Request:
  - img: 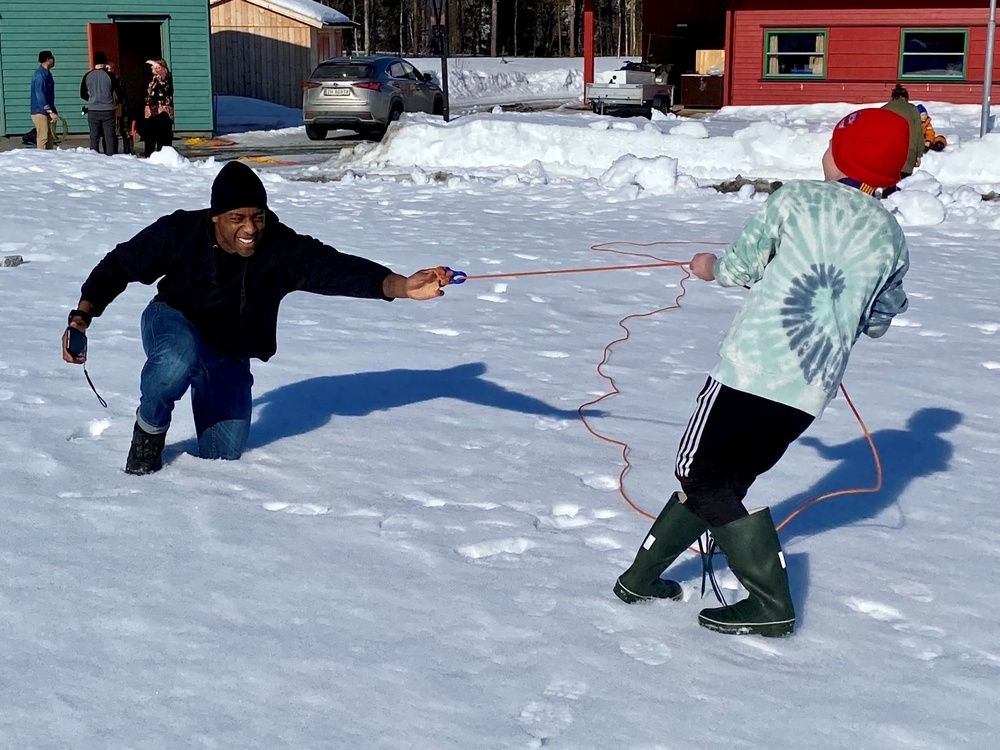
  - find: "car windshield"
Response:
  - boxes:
[311,63,375,81]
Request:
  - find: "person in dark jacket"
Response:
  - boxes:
[882,84,923,177]
[62,161,453,475]
[80,51,126,154]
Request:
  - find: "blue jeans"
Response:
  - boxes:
[137,302,253,460]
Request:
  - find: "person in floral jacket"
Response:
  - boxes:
[143,58,174,157]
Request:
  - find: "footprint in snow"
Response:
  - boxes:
[262,501,331,515]
[67,418,112,442]
[543,678,588,701]
[517,700,574,743]
[534,503,594,531]
[618,636,672,666]
[890,580,934,603]
[970,322,999,334]
[456,537,535,564]
[844,597,903,622]
[533,417,571,431]
[514,589,558,618]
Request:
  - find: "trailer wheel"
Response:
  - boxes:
[651,95,671,115]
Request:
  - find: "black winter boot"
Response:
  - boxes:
[614,492,708,604]
[698,507,795,637]
[125,422,166,475]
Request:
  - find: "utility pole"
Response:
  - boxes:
[583,0,594,101]
[982,0,997,137]
[429,0,451,121]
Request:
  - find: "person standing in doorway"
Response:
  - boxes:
[143,58,174,157]
[30,50,59,150]
[80,52,125,155]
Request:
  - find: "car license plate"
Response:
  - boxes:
[324,88,350,96]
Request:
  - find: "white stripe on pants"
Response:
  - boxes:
[675,377,721,478]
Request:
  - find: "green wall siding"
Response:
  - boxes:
[0,1,213,136]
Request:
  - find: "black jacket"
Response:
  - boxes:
[80,208,393,361]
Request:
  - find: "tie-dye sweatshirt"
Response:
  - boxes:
[710,180,909,417]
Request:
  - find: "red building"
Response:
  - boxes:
[724,0,1000,106]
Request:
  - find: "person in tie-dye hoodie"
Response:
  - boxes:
[613,108,911,638]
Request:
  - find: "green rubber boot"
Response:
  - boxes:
[613,492,708,604]
[698,507,795,637]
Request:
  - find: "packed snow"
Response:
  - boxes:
[2,57,1000,749]
[267,0,351,26]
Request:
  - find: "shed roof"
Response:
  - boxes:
[218,0,353,27]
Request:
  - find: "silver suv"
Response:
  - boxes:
[302,55,444,140]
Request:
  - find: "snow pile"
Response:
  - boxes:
[268,0,350,25]
[347,111,828,182]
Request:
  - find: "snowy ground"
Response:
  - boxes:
[2,64,1000,748]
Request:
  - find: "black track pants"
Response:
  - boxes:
[674,377,814,527]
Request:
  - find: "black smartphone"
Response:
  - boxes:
[67,327,88,358]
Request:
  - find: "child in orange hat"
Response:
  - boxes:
[916,104,948,152]
[613,108,912,637]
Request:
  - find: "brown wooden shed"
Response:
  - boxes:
[210,0,354,109]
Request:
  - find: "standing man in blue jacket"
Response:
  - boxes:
[30,50,59,150]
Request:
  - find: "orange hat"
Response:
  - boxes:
[831,109,910,188]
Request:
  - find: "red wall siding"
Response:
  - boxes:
[727,3,999,105]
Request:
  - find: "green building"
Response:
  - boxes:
[0,1,214,137]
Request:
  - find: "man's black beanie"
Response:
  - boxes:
[210,161,268,216]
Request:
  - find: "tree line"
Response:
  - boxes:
[317,0,644,58]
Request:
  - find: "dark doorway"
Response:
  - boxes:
[117,22,163,124]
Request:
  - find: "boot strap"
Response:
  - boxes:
[699,532,728,606]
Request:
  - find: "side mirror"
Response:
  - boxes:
[422,72,433,83]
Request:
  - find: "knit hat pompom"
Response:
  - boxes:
[210,161,268,216]
[831,109,911,189]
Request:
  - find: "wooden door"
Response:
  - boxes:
[87,23,121,69]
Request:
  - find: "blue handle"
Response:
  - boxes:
[447,268,467,284]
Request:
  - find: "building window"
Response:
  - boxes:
[764,30,827,78]
[900,29,968,79]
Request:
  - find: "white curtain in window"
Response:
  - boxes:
[768,34,779,75]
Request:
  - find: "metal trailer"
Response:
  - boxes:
[585,69,675,117]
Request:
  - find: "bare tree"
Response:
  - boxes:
[490,0,498,57]
[514,0,519,55]
[363,0,373,52]
[568,0,575,57]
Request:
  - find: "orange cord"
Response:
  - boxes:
[455,241,884,536]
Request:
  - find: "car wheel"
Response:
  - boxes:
[432,98,444,116]
[305,124,328,141]
[388,105,404,124]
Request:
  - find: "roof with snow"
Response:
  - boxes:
[231,0,353,27]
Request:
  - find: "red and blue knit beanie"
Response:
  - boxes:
[831,109,910,189]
